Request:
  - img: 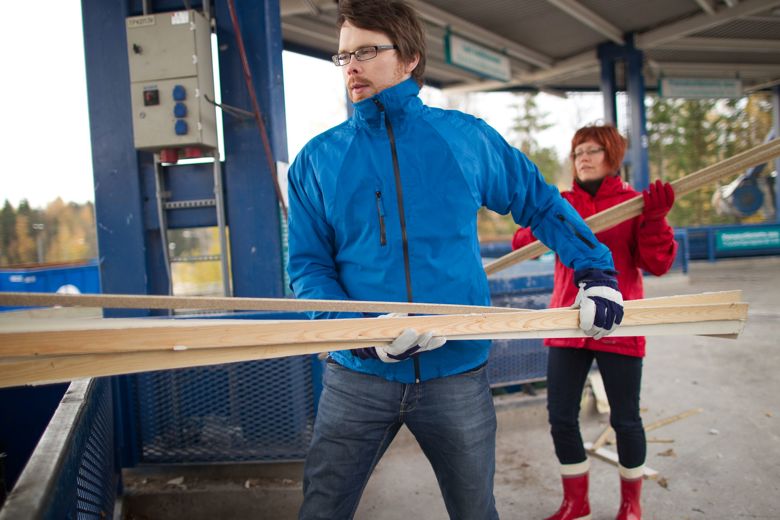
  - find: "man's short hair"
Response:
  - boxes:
[337,0,426,87]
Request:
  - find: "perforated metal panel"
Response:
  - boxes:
[0,379,116,520]
[487,291,552,386]
[131,357,315,463]
[76,379,116,519]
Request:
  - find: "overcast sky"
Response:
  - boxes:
[1,1,603,209]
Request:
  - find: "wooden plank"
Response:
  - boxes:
[644,408,704,433]
[0,289,742,315]
[623,290,741,308]
[0,291,515,315]
[590,425,614,451]
[583,442,659,479]
[0,301,748,358]
[589,372,610,414]
[0,340,386,388]
[484,138,780,275]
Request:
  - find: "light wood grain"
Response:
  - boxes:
[0,291,514,315]
[0,293,747,388]
[0,302,747,358]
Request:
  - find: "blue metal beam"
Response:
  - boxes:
[625,36,649,190]
[82,0,158,318]
[597,43,618,126]
[215,0,287,298]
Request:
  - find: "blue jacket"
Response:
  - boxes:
[287,78,614,383]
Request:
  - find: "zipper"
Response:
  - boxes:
[375,190,387,246]
[373,98,420,383]
[556,213,596,249]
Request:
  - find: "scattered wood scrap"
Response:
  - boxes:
[588,372,610,414]
[585,407,705,480]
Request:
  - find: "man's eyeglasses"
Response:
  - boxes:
[332,45,398,66]
[571,147,605,160]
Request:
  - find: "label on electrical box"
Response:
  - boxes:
[171,11,190,25]
[127,15,155,28]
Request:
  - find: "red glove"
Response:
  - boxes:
[642,180,675,220]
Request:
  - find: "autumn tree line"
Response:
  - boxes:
[1,93,774,265]
[478,92,775,240]
[0,199,97,266]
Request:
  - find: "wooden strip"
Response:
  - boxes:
[590,425,614,451]
[0,340,387,389]
[0,289,740,316]
[0,302,748,357]
[589,372,610,414]
[584,442,660,479]
[623,290,741,308]
[644,408,704,433]
[484,139,780,275]
[0,319,745,388]
[0,291,514,315]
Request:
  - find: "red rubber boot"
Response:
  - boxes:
[544,460,591,520]
[616,465,643,520]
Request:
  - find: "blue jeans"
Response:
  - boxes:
[299,360,499,520]
[547,347,646,468]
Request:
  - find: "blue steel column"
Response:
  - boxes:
[597,43,618,126]
[625,36,649,190]
[82,0,160,318]
[216,0,287,297]
[773,85,780,223]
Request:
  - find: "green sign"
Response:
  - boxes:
[716,228,780,251]
[659,78,742,99]
[444,33,511,82]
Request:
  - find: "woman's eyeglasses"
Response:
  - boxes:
[571,147,605,160]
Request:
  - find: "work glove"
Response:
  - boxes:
[573,268,624,340]
[642,180,675,221]
[352,313,447,363]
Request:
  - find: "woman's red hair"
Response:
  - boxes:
[570,125,626,176]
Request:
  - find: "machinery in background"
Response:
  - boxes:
[125,8,231,296]
[126,9,217,161]
[712,131,777,221]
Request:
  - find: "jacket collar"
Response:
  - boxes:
[351,77,423,130]
[572,174,628,198]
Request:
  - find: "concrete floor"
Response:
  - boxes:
[123,256,780,520]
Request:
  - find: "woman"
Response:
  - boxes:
[512,125,677,520]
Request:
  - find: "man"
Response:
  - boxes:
[287,1,624,518]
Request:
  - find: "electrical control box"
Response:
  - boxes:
[126,10,217,151]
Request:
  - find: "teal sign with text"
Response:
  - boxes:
[716,227,780,251]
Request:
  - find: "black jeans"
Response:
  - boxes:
[547,347,646,469]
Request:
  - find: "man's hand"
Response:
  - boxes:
[642,180,675,221]
[352,314,447,362]
[573,268,624,340]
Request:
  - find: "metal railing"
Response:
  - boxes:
[0,378,116,519]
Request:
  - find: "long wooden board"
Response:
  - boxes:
[0,315,746,389]
[0,341,385,388]
[0,291,513,315]
[0,301,747,358]
[0,289,741,314]
[0,292,747,388]
[484,139,780,275]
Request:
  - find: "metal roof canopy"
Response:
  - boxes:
[280,0,780,95]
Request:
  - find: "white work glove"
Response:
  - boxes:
[572,268,624,340]
[352,313,447,363]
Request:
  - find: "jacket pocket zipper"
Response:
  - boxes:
[375,190,387,246]
[556,213,595,249]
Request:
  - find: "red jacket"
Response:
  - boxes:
[512,175,678,357]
